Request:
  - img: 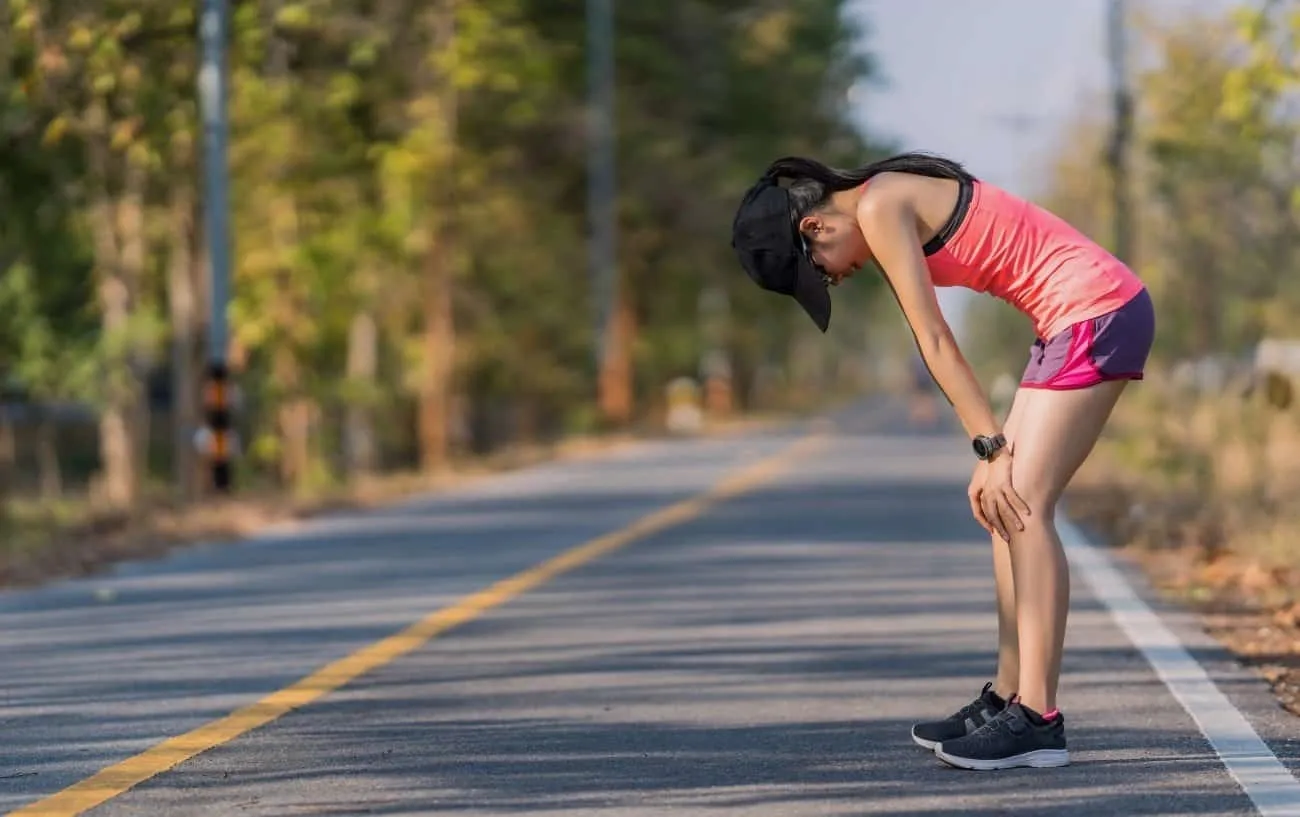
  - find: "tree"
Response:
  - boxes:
[0,0,889,506]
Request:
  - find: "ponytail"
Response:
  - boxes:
[763,152,975,217]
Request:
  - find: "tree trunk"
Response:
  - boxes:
[83,115,150,511]
[598,281,635,425]
[516,399,538,446]
[97,401,133,509]
[345,310,378,477]
[119,158,149,505]
[418,0,458,474]
[0,406,13,510]
[273,345,312,488]
[281,399,314,490]
[168,179,200,501]
[418,249,454,473]
[36,410,62,500]
[270,187,312,491]
[89,189,136,509]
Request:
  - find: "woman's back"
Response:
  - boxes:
[923,180,1144,341]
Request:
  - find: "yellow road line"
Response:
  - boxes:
[12,433,824,817]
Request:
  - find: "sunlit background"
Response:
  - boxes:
[3,3,1300,806]
[1,0,1297,603]
[854,0,1242,339]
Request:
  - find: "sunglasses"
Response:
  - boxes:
[797,230,834,287]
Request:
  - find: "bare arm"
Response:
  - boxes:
[857,183,1001,441]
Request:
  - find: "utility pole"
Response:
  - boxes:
[198,0,235,492]
[587,0,616,375]
[1107,0,1134,265]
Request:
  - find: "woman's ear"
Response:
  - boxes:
[798,214,823,237]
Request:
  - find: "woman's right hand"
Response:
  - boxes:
[968,459,994,536]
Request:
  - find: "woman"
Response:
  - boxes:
[730,152,1155,771]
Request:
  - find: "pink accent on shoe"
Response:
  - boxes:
[1042,709,1060,721]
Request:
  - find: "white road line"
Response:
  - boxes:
[1060,517,1300,817]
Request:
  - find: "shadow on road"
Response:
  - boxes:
[2,417,1278,815]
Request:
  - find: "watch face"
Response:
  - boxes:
[973,437,988,458]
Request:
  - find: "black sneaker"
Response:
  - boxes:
[910,682,1008,750]
[934,702,1069,770]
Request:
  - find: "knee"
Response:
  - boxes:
[1008,465,1060,522]
[999,487,1057,542]
[1021,490,1057,523]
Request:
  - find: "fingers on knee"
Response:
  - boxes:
[1009,466,1058,519]
[1005,479,1056,522]
[1023,490,1056,520]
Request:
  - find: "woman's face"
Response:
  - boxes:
[799,210,871,285]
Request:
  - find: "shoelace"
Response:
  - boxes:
[952,697,991,721]
[952,683,997,719]
[967,707,1031,746]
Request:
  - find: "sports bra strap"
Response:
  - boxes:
[923,177,974,257]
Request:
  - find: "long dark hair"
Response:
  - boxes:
[764,152,975,218]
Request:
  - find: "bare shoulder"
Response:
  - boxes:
[856,172,916,226]
[858,172,961,242]
[857,171,920,230]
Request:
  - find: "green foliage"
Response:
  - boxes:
[0,0,886,494]
[968,4,1300,372]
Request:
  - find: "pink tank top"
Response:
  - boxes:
[924,180,1145,341]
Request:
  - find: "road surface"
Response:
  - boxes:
[3,400,1299,816]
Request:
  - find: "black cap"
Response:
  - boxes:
[731,175,832,332]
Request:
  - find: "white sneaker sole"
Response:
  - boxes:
[911,732,939,750]
[934,746,1070,770]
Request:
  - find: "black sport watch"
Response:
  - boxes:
[972,433,1007,461]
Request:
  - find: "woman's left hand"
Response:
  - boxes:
[980,453,1031,543]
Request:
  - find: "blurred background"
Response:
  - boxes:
[1,0,1298,601]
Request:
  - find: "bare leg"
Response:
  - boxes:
[1005,380,1128,715]
[992,391,1030,702]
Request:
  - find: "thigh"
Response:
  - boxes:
[1008,380,1128,516]
[1002,385,1031,447]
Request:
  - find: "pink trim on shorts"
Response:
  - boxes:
[1019,288,1154,390]
[1020,319,1145,390]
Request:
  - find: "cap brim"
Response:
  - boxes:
[791,252,832,333]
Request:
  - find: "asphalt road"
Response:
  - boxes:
[3,400,1299,816]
